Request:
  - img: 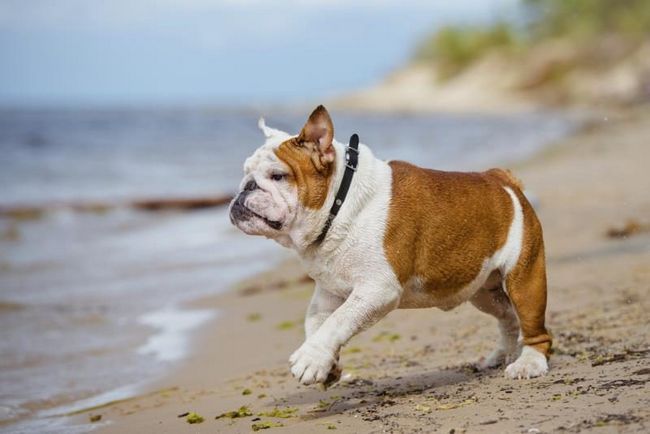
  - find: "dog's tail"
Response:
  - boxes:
[486,168,541,209]
[486,168,524,191]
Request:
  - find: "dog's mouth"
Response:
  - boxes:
[250,209,283,230]
[231,196,283,230]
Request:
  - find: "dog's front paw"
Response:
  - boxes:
[504,346,548,379]
[289,341,336,385]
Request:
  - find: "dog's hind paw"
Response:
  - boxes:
[504,346,548,379]
[476,349,506,370]
[476,346,519,370]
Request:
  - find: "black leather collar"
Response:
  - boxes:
[314,134,359,245]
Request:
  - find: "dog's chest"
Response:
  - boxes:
[301,254,355,298]
[298,155,396,299]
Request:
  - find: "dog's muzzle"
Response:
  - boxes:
[229,194,251,223]
[229,181,283,230]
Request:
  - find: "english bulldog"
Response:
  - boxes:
[229,106,552,386]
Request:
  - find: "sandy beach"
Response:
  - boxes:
[78,108,650,433]
[3,2,649,434]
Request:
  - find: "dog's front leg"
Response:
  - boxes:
[290,282,400,385]
[303,285,345,386]
[304,284,345,338]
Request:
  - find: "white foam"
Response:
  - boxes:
[137,305,215,362]
[33,305,214,431]
[38,382,144,419]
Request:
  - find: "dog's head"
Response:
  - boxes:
[229,105,337,246]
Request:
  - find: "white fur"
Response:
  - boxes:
[231,119,538,385]
[258,117,286,139]
[229,123,295,243]
[231,123,402,384]
[505,345,548,379]
[288,140,404,384]
[498,187,524,275]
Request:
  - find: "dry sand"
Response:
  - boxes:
[84,108,649,433]
[331,63,539,114]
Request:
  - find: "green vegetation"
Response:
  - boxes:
[524,0,650,40]
[185,412,204,424]
[415,23,519,79]
[372,331,401,343]
[257,407,298,418]
[414,0,650,80]
[275,320,297,330]
[215,405,253,419]
[342,346,362,354]
[251,421,284,431]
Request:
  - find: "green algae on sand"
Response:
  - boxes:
[215,405,253,419]
[185,412,204,424]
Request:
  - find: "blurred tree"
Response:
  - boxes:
[524,0,650,39]
[415,23,519,79]
[414,0,650,80]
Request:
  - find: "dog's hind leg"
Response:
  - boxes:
[503,234,552,379]
[470,283,520,370]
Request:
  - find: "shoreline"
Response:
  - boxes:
[52,107,650,432]
[0,201,284,433]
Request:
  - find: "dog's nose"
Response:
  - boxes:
[230,193,249,224]
[244,179,258,192]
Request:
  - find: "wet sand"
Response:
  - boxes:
[90,108,649,433]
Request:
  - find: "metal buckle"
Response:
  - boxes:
[345,150,358,171]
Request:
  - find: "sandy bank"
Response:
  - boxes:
[332,39,650,115]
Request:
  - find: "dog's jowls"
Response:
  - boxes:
[229,105,552,386]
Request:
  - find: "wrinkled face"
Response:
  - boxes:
[229,133,298,238]
[229,106,336,244]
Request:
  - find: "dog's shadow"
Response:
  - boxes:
[280,365,480,420]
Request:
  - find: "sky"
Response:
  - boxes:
[0,0,518,107]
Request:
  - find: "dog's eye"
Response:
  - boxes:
[270,173,286,181]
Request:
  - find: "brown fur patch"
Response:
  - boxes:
[274,138,333,209]
[485,168,524,190]
[384,160,551,356]
[272,105,336,210]
[384,161,514,294]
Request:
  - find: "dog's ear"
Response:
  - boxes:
[298,105,335,167]
[258,117,285,139]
